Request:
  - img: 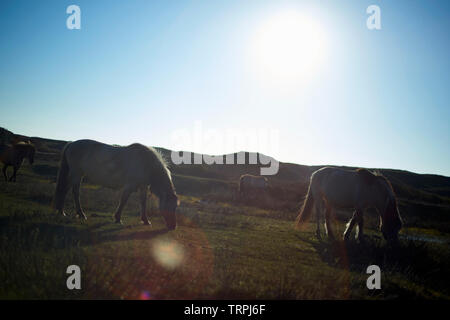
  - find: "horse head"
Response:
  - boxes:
[380,195,402,242]
[160,192,179,230]
[13,140,35,165]
[27,142,35,165]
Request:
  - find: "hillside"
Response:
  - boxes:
[2,127,449,189]
[1,127,449,233]
[1,127,450,299]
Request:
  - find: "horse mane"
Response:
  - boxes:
[151,147,170,171]
[13,139,33,145]
[356,168,378,185]
[378,174,403,231]
[150,147,173,182]
[375,172,396,195]
[13,141,35,152]
[357,168,397,194]
[133,144,175,196]
[368,170,402,228]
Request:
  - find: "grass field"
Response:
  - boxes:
[1,153,449,300]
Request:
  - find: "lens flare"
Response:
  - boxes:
[152,239,184,270]
[139,290,152,300]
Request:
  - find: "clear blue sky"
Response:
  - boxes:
[1,0,449,176]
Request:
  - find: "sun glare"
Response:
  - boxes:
[251,11,327,85]
[152,239,184,270]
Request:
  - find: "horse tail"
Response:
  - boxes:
[295,182,315,229]
[53,145,70,211]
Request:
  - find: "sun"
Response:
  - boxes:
[251,10,327,84]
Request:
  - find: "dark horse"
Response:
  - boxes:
[295,167,402,243]
[53,139,179,229]
[0,141,35,182]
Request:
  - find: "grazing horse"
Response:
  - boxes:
[295,167,402,242]
[239,174,268,198]
[0,141,35,182]
[53,139,179,229]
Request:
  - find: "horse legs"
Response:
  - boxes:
[114,185,133,224]
[57,183,71,217]
[343,210,361,241]
[72,181,87,220]
[55,171,73,217]
[13,165,19,182]
[315,199,325,240]
[324,205,335,240]
[2,165,8,182]
[9,165,19,182]
[139,186,150,225]
[355,214,364,242]
[315,213,321,240]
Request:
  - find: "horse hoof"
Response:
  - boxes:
[141,220,151,226]
[115,219,123,225]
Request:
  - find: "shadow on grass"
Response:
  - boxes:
[0,215,169,251]
[98,228,169,243]
[301,234,450,297]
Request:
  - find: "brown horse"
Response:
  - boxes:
[295,167,402,243]
[0,141,35,182]
[53,139,179,229]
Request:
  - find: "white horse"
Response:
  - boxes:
[239,174,268,198]
[295,167,402,242]
[53,140,179,229]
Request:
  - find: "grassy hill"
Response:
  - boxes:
[0,127,449,299]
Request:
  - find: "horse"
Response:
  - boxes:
[53,139,179,230]
[239,174,268,198]
[0,141,36,182]
[295,167,402,243]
